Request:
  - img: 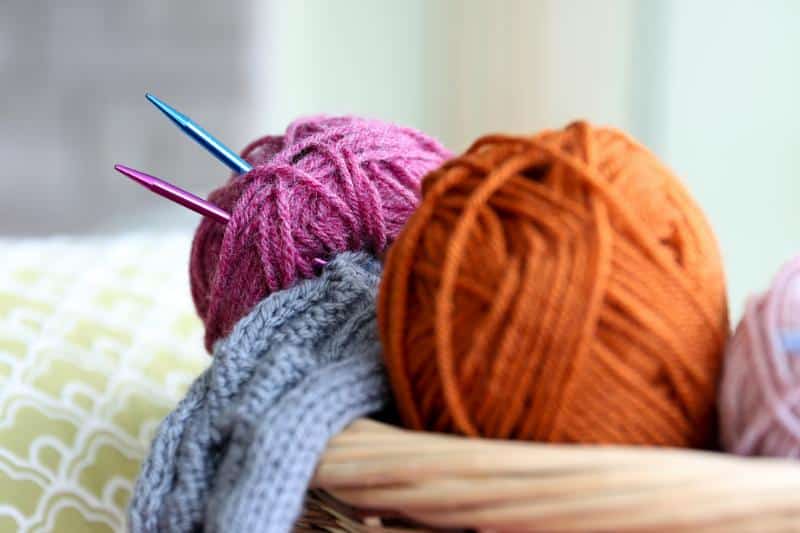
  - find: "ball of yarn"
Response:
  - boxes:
[190,116,450,350]
[719,256,800,457]
[379,121,728,447]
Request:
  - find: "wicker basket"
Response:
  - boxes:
[296,418,800,532]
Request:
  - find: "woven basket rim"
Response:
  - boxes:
[307,418,800,532]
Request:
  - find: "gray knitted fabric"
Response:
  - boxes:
[129,252,389,533]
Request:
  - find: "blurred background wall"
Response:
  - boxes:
[1,0,798,318]
[0,0,257,234]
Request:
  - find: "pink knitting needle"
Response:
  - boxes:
[114,164,327,267]
[114,164,230,225]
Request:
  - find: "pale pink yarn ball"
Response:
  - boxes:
[719,256,800,458]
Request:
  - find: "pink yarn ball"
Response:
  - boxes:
[190,116,450,350]
[719,256,800,458]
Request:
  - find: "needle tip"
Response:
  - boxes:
[114,163,152,187]
[114,163,230,225]
[145,92,187,126]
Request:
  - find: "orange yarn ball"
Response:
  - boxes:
[379,122,729,447]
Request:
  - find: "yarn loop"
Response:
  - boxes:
[379,121,728,447]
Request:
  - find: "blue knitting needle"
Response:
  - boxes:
[783,331,800,353]
[146,93,253,175]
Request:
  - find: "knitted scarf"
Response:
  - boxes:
[129,252,389,532]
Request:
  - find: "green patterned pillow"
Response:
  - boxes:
[0,234,208,532]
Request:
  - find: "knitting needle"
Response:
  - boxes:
[114,164,230,225]
[113,164,328,268]
[783,331,800,352]
[145,93,253,175]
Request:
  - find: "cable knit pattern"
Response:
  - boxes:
[129,252,389,533]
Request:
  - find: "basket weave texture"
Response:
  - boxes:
[297,419,800,532]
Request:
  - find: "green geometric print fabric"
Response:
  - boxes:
[0,234,207,532]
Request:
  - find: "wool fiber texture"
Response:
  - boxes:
[130,252,388,532]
